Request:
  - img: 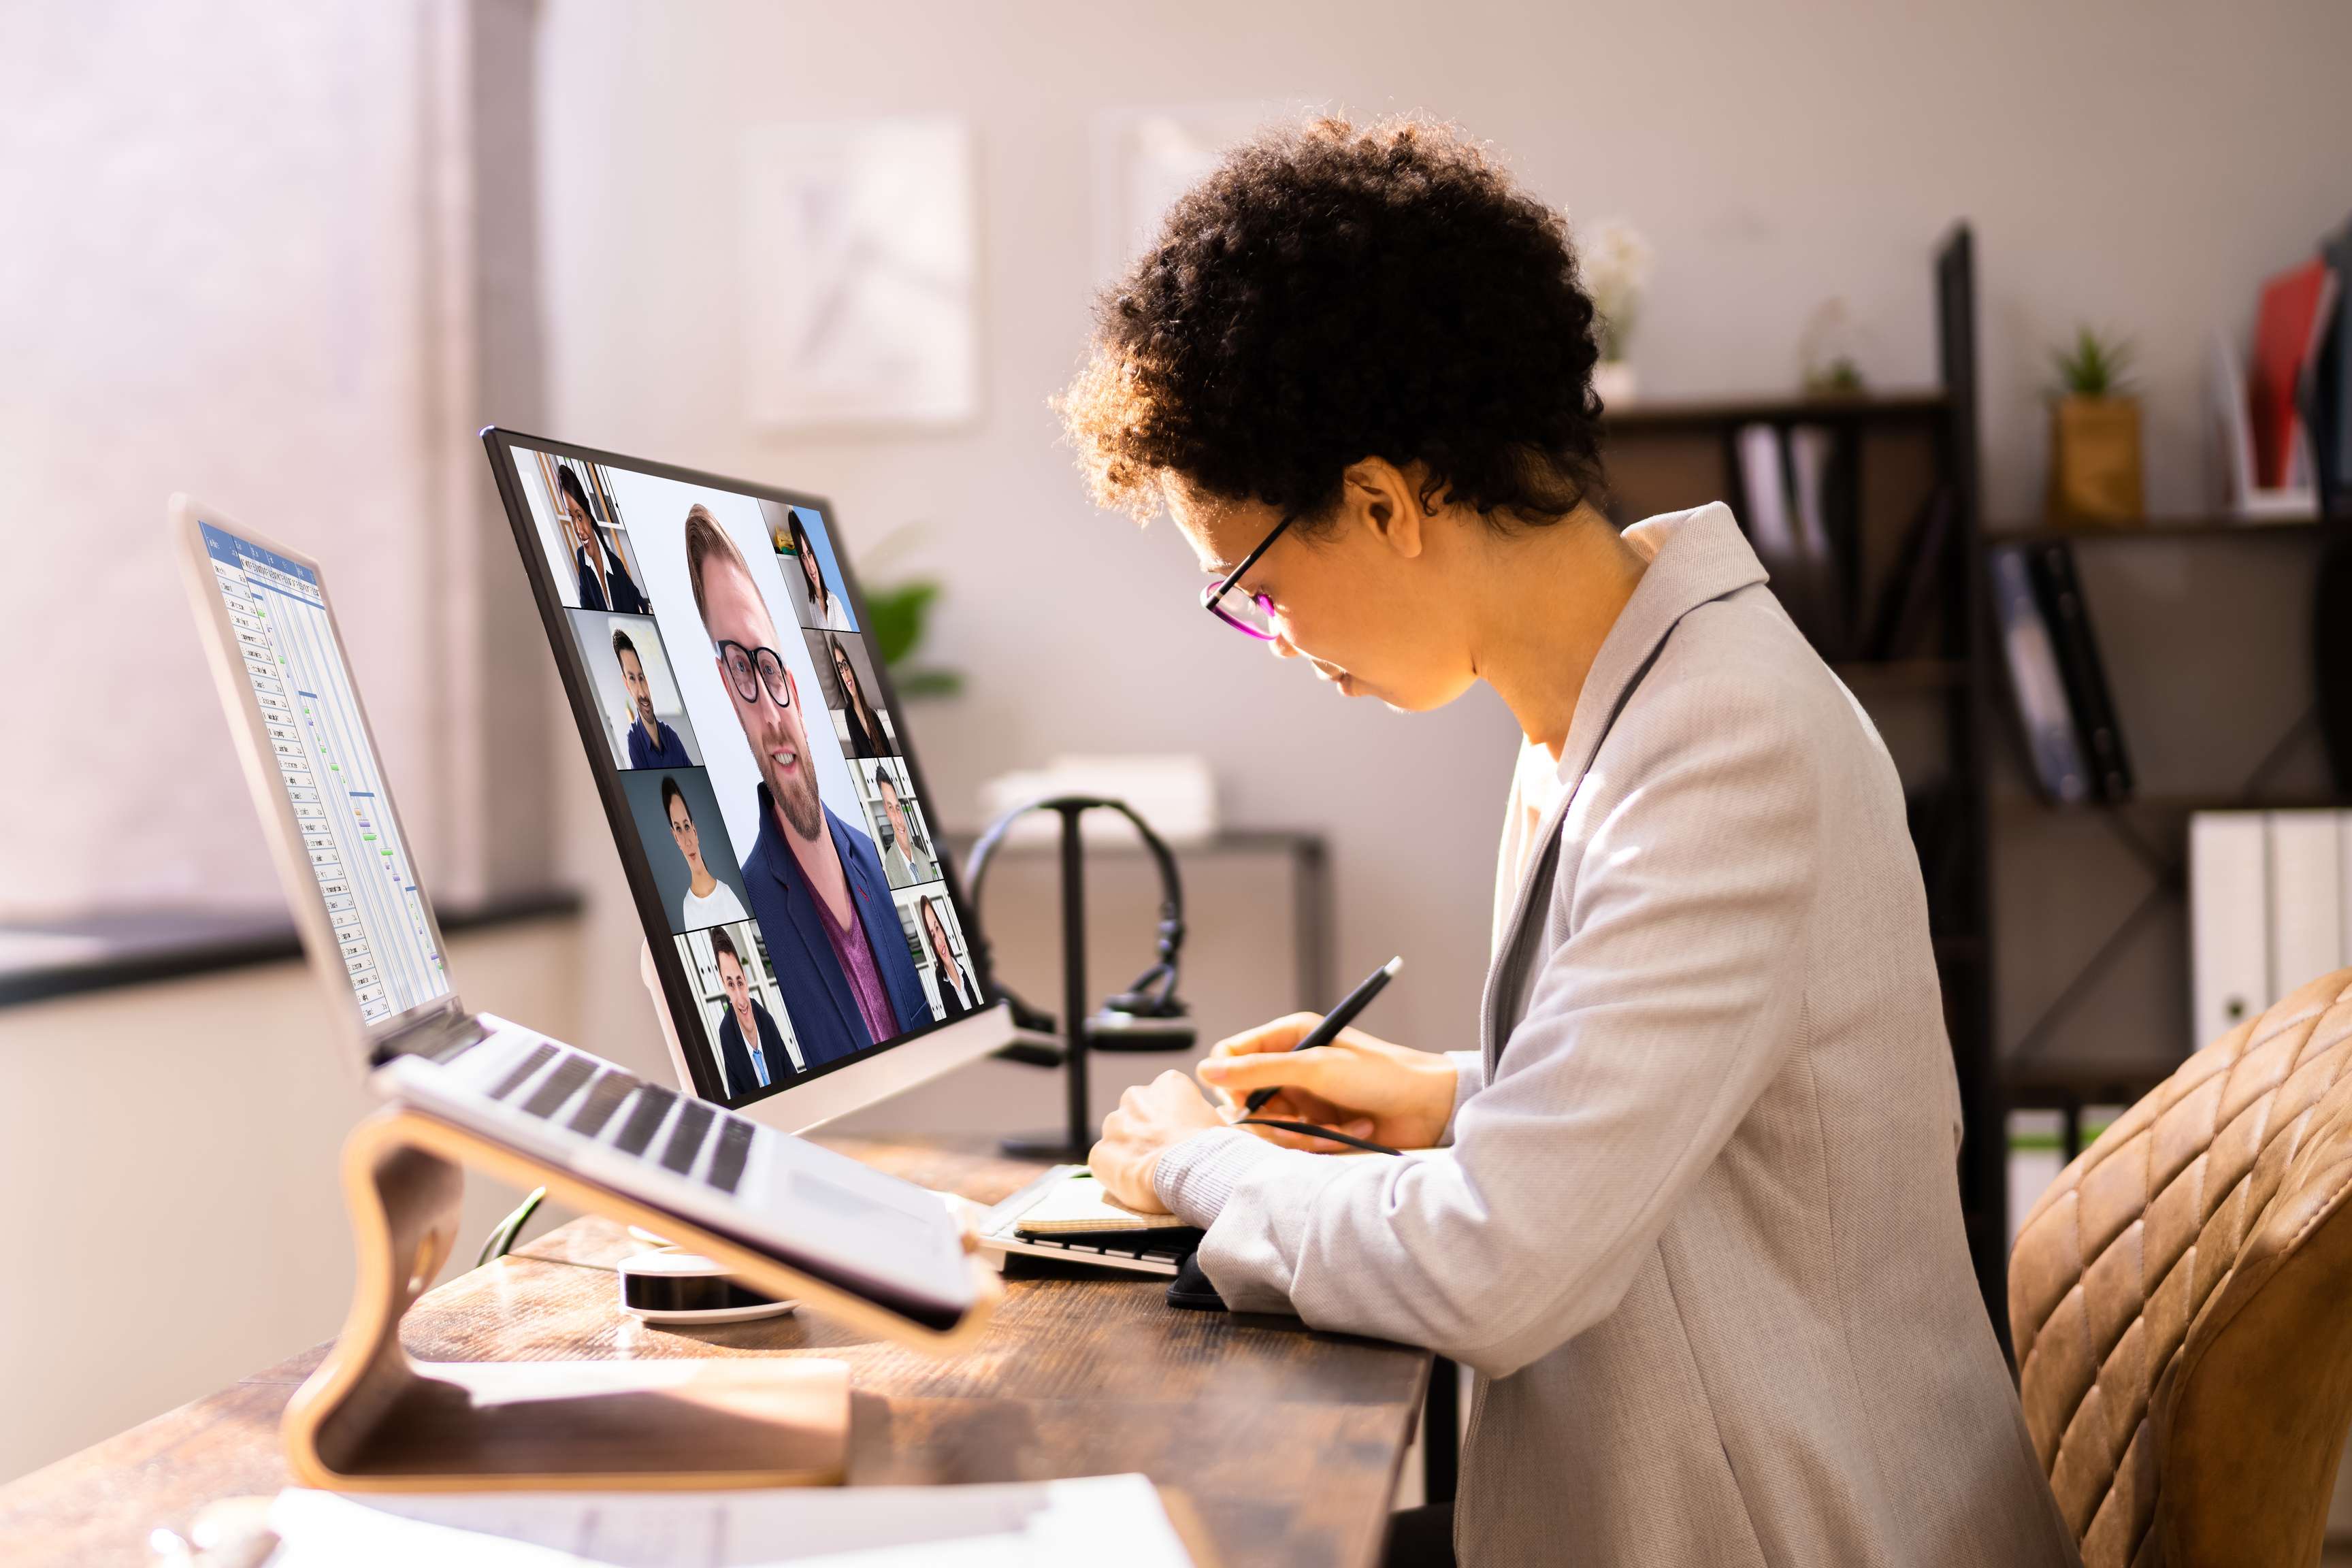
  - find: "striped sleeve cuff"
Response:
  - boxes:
[1153,1126,1284,1227]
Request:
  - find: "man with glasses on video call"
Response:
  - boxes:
[682,504,932,1070]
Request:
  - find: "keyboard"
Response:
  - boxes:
[975,1166,1202,1279]
[438,1029,762,1196]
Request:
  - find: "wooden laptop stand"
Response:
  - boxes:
[284,1107,998,1492]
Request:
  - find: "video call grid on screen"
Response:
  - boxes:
[490,434,987,1109]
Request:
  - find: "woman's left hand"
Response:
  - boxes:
[1088,1070,1228,1213]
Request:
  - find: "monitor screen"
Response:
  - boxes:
[198,520,451,1028]
[491,438,987,1110]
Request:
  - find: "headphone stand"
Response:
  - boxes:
[998,800,1098,1162]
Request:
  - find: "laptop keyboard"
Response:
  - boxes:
[471,1038,761,1196]
[489,1043,558,1100]
[521,1056,597,1118]
[660,1101,717,1175]
[614,1085,675,1156]
[568,1069,636,1139]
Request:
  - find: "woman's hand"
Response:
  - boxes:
[1089,1070,1228,1213]
[1198,1014,1458,1152]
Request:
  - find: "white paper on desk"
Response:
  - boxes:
[265,1473,1194,1567]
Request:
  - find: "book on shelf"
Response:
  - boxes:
[1863,486,1953,661]
[1733,421,1853,656]
[2251,257,2337,490]
[2314,216,2351,511]
[1988,544,2089,804]
[2026,542,2132,802]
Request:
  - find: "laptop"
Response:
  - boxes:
[173,493,988,1339]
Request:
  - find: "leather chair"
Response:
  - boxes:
[2010,966,2352,1567]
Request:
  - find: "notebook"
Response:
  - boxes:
[1013,1171,1193,1235]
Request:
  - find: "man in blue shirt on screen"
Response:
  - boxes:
[612,627,692,769]
[682,505,932,1068]
[710,926,797,1095]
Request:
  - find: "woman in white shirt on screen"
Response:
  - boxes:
[786,508,855,632]
[664,776,748,929]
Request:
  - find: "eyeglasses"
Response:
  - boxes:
[1199,511,1297,640]
[715,640,792,707]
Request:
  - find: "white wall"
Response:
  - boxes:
[532,0,2352,1071]
[0,3,440,914]
[0,0,553,919]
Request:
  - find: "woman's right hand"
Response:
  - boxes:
[1197,1014,1459,1152]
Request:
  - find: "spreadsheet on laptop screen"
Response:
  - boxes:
[199,521,449,1025]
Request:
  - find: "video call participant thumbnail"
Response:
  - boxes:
[781,507,854,632]
[557,466,649,615]
[917,893,977,1021]
[820,631,895,760]
[870,763,937,888]
[614,627,693,769]
[683,504,931,1067]
[708,925,794,1096]
[663,775,748,928]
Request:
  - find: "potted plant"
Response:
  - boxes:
[857,525,963,698]
[1582,217,1654,408]
[2046,326,2145,524]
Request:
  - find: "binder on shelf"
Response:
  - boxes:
[1863,487,1953,661]
[2268,812,2344,1007]
[2312,217,2351,510]
[2342,813,2352,977]
[2251,258,2337,491]
[1989,544,2089,804]
[2210,329,2321,522]
[2027,542,2132,802]
[2191,812,2270,1046]
[1786,423,1856,656]
[1734,422,1843,655]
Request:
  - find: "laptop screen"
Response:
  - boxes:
[490,438,987,1111]
[198,521,452,1027]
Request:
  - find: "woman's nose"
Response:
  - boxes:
[1270,631,1301,659]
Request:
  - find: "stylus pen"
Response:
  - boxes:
[1243,956,1403,1114]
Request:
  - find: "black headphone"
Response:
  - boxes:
[962,795,1192,1057]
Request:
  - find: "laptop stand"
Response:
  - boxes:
[284,1107,997,1491]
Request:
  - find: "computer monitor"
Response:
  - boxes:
[483,429,1010,1132]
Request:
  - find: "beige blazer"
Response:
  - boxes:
[1165,504,2076,1566]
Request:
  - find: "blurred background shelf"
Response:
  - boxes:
[1989,515,2349,545]
[1603,390,1950,432]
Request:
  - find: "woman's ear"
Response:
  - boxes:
[1343,459,1427,559]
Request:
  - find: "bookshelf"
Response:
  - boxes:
[1982,512,2345,1138]
[1992,515,2351,546]
[1597,225,2008,1329]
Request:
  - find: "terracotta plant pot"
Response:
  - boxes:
[2047,395,2145,523]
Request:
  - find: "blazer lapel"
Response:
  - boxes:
[757,802,870,1047]
[1477,504,1772,1064]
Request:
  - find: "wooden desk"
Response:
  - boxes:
[0,1138,1431,1568]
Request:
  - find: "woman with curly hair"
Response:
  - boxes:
[1071,118,2069,1568]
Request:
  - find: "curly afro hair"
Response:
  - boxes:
[1060,115,1606,532]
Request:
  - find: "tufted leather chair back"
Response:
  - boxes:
[2010,967,2352,1568]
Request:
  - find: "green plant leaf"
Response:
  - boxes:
[2049,324,2137,399]
[862,580,940,668]
[892,667,964,699]
[858,578,964,698]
